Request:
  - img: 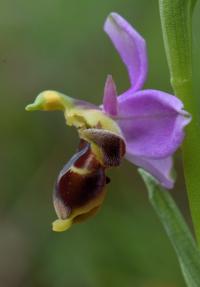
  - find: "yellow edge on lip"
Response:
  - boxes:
[52,184,107,232]
[52,218,73,232]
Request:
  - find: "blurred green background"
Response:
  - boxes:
[1,0,200,286]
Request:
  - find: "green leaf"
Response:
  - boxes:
[139,169,200,287]
[191,0,198,11]
[159,0,200,243]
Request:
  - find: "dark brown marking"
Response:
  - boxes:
[55,168,106,209]
[81,128,126,167]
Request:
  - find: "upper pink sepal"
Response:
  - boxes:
[104,12,148,91]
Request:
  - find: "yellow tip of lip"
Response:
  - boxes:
[52,218,73,232]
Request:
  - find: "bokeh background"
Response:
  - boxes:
[1,1,200,286]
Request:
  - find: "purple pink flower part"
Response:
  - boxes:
[102,12,190,188]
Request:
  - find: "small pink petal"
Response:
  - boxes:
[103,75,118,116]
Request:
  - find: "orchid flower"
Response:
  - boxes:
[26,12,190,232]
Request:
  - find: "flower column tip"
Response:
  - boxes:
[25,90,74,112]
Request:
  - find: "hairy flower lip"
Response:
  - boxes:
[52,141,108,232]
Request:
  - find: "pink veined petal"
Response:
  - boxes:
[104,12,148,91]
[117,89,191,159]
[103,75,118,116]
[126,153,174,189]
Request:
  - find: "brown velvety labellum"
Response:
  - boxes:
[81,128,126,167]
[53,143,107,219]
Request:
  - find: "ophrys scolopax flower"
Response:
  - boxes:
[26,12,190,232]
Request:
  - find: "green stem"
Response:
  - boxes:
[159,0,200,243]
[139,169,200,287]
